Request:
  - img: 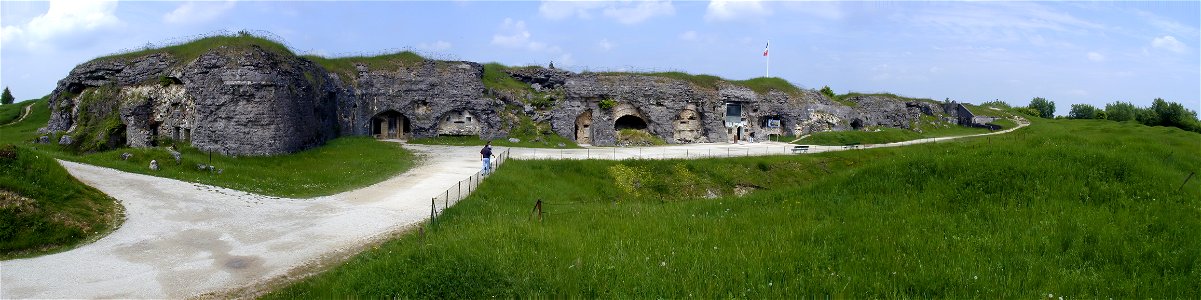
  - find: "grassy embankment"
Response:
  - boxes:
[0,97,121,259]
[268,118,1199,298]
[0,101,29,125]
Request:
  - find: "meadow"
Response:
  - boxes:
[268,118,1200,298]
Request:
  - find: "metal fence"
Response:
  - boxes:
[428,148,511,222]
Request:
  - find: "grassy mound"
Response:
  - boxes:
[69,137,415,198]
[803,124,1001,146]
[0,101,28,125]
[0,145,122,259]
[268,118,1199,298]
[95,32,295,65]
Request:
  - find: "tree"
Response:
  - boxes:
[1027,97,1055,118]
[1,87,13,105]
[1068,104,1101,119]
[1104,101,1138,122]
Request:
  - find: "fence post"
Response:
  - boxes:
[445,190,449,208]
[458,181,462,202]
[431,198,436,220]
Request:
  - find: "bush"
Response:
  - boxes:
[599,99,617,110]
[820,85,836,99]
[0,144,15,160]
[1027,97,1055,118]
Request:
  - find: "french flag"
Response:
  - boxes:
[763,42,769,57]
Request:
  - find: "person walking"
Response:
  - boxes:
[481,141,494,175]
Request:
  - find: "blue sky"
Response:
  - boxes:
[2,1,1198,115]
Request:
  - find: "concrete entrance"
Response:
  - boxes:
[575,110,592,144]
[371,110,410,139]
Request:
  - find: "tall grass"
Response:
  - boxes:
[94,33,294,64]
[1,146,121,259]
[803,125,997,146]
[0,100,29,125]
[268,119,1199,298]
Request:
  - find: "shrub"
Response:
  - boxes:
[598,99,617,110]
[0,144,15,160]
[819,85,836,99]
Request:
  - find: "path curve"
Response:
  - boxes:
[1,103,33,127]
[0,118,1026,298]
[508,118,1028,160]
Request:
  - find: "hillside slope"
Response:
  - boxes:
[269,118,1200,298]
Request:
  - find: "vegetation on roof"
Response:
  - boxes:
[94,32,296,64]
[303,51,426,81]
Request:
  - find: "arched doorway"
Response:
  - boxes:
[372,110,410,139]
[615,115,647,130]
[575,110,592,144]
[850,119,864,130]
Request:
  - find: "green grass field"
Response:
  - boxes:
[1,144,122,259]
[802,125,998,146]
[0,101,28,125]
[267,118,1199,298]
[68,137,416,198]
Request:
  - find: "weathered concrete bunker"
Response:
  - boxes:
[39,35,966,156]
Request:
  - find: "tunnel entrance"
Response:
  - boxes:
[614,115,648,131]
[371,110,410,139]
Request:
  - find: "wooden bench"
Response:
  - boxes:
[791,145,810,153]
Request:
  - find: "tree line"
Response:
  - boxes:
[1024,97,1200,133]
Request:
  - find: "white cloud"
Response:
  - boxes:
[491,18,561,53]
[598,38,614,51]
[539,1,605,20]
[705,0,770,22]
[602,0,675,25]
[418,40,453,51]
[1151,35,1186,53]
[780,1,844,20]
[540,0,674,24]
[163,1,238,24]
[1086,51,1105,62]
[491,18,533,48]
[2,0,121,50]
[678,30,698,41]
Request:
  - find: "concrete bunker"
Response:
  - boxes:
[371,110,410,139]
[575,110,593,144]
[436,110,482,136]
[673,105,704,143]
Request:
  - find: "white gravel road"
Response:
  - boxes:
[0,119,1025,298]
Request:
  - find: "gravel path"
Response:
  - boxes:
[0,119,1025,298]
[1,145,486,298]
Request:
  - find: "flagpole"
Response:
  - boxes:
[765,40,770,78]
